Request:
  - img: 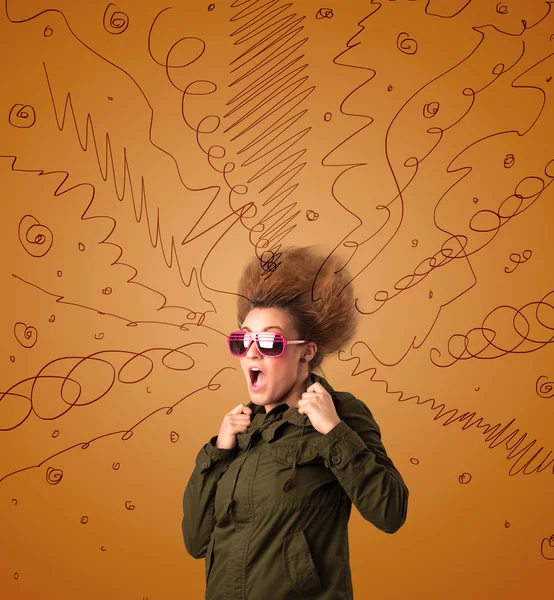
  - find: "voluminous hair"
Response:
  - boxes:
[236,246,359,371]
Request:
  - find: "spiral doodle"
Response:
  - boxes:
[44,26,53,37]
[504,153,515,168]
[80,516,89,524]
[423,101,439,118]
[102,287,113,295]
[397,32,418,55]
[170,431,180,443]
[18,215,53,257]
[458,472,471,484]
[9,104,36,128]
[316,8,334,19]
[46,466,63,485]
[306,210,319,221]
[496,2,508,15]
[14,322,38,348]
[536,376,554,398]
[504,521,510,528]
[125,500,135,510]
[103,3,129,34]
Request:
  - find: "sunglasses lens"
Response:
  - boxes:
[228,332,251,356]
[257,333,284,356]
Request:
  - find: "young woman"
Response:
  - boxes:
[182,247,409,599]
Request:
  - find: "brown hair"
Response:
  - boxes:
[236,246,359,371]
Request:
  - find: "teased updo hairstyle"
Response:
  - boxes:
[237,246,359,371]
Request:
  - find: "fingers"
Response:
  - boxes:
[229,403,252,415]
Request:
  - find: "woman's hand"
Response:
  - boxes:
[215,403,252,449]
[297,382,341,435]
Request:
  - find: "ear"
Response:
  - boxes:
[304,341,317,361]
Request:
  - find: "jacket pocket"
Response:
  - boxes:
[205,535,215,582]
[268,442,319,466]
[282,530,322,597]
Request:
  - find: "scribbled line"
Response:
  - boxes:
[396,32,418,55]
[224,0,314,255]
[103,3,129,35]
[18,214,53,257]
[316,4,554,339]
[504,249,531,273]
[14,321,38,348]
[315,8,333,20]
[430,290,554,367]
[0,357,234,484]
[339,347,554,477]
[541,535,554,560]
[9,103,36,128]
[0,151,213,327]
[5,0,221,323]
[536,376,554,398]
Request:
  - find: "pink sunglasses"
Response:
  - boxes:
[227,331,307,358]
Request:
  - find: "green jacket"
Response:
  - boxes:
[182,372,408,599]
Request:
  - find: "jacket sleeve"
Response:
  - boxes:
[182,436,238,558]
[315,396,409,534]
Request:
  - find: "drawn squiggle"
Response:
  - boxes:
[18,215,53,257]
[430,290,554,366]
[0,367,234,484]
[339,345,554,477]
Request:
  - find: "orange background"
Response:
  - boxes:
[1,1,553,598]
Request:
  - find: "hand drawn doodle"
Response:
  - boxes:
[170,431,179,442]
[52,430,59,438]
[324,112,332,121]
[103,4,129,34]
[46,467,63,485]
[112,462,121,471]
[504,153,515,168]
[423,101,439,118]
[536,376,554,398]
[208,3,216,10]
[43,26,53,37]
[409,458,419,465]
[49,315,55,322]
[9,104,36,128]
[316,8,334,19]
[102,287,112,295]
[505,521,510,528]
[18,215,53,257]
[541,535,554,560]
[14,322,38,348]
[397,32,418,55]
[306,210,319,221]
[458,473,472,484]
[12,498,17,505]
[80,516,89,524]
[14,572,19,580]
[496,2,508,15]
[504,250,532,273]
[124,501,135,510]
[430,290,554,367]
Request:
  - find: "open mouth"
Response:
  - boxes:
[249,367,266,389]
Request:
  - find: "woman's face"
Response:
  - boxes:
[238,307,316,412]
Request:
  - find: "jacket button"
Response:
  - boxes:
[331,455,341,465]
[201,461,209,469]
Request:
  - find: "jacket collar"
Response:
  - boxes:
[237,372,336,448]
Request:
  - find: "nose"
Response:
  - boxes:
[245,336,262,359]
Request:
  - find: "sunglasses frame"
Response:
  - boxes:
[227,331,307,358]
